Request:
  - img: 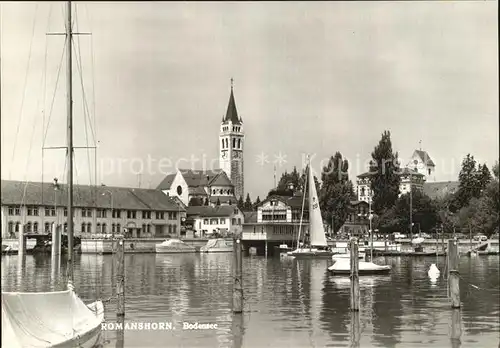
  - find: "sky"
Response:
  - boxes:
[0,1,498,199]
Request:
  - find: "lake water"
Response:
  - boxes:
[2,253,499,348]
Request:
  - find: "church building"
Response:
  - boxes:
[156,81,245,206]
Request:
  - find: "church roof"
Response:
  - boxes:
[413,150,435,167]
[156,169,234,191]
[223,88,242,125]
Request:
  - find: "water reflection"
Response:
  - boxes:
[1,254,499,347]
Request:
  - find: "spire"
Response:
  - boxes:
[223,78,241,125]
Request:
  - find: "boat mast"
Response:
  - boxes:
[297,155,308,249]
[66,0,74,287]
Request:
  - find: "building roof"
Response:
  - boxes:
[259,194,306,209]
[413,150,435,167]
[209,196,238,205]
[188,186,208,196]
[156,173,176,190]
[350,200,369,206]
[186,205,241,217]
[223,87,242,125]
[1,180,184,211]
[243,211,257,223]
[357,167,423,179]
[156,169,233,192]
[423,181,459,199]
[399,167,425,177]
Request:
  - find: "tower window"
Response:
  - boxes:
[225,138,228,148]
[428,168,431,175]
[221,139,224,149]
[177,185,183,195]
[233,138,236,148]
[238,139,241,148]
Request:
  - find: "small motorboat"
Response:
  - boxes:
[287,247,334,259]
[155,239,196,254]
[276,244,294,253]
[200,238,233,253]
[331,252,366,261]
[328,259,391,275]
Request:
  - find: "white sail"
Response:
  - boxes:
[308,164,328,247]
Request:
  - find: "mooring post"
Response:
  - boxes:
[18,224,26,258]
[264,240,268,258]
[115,315,125,348]
[350,311,361,348]
[450,308,462,348]
[447,239,460,308]
[51,222,61,268]
[384,238,388,252]
[232,234,243,313]
[116,238,125,317]
[350,238,360,312]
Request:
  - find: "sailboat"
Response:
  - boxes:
[1,2,105,346]
[287,157,333,258]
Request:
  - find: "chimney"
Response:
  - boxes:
[53,178,59,190]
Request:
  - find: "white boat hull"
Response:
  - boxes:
[332,252,366,261]
[287,248,333,258]
[200,247,232,253]
[155,247,196,254]
[328,259,391,275]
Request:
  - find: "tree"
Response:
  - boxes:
[244,193,253,211]
[369,131,401,215]
[469,175,499,237]
[188,197,202,206]
[392,188,439,234]
[267,166,319,197]
[477,163,492,191]
[204,197,209,206]
[492,161,499,180]
[455,154,482,209]
[237,195,244,211]
[254,196,261,208]
[318,152,354,234]
[216,197,221,206]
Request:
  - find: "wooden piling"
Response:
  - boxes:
[18,224,26,258]
[231,313,244,348]
[450,308,462,348]
[350,238,360,312]
[115,315,125,348]
[447,239,460,309]
[116,238,125,317]
[51,222,61,268]
[350,311,361,348]
[232,235,243,313]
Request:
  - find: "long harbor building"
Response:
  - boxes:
[1,179,184,239]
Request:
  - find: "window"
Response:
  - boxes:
[26,222,32,233]
[142,224,146,233]
[127,210,137,219]
[8,206,14,215]
[8,222,13,233]
[169,212,177,220]
[220,218,226,224]
[45,222,51,233]
[147,224,151,234]
[238,139,241,148]
[233,138,236,148]
[81,223,86,233]
[64,223,68,232]
[168,225,172,234]
[15,223,20,232]
[15,207,20,215]
[96,223,101,233]
[155,211,164,220]
[203,219,209,225]
[112,209,121,218]
[33,222,38,233]
[428,168,431,175]
[102,224,107,234]
[173,225,177,234]
[116,223,121,233]
[221,139,224,149]
[142,211,151,219]
[238,218,241,225]
[82,208,92,218]
[232,218,236,225]
[64,208,67,217]
[28,207,38,216]
[87,223,92,234]
[177,185,183,195]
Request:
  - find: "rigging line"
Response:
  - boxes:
[9,3,39,180]
[84,4,99,193]
[73,11,94,188]
[42,40,66,147]
[41,4,53,225]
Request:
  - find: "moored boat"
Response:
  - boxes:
[200,238,233,253]
[155,239,196,254]
[328,258,391,275]
[331,251,366,261]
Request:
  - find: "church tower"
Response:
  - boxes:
[219,80,245,199]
